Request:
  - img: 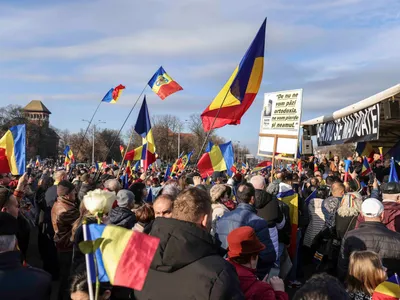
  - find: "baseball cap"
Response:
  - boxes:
[361,198,384,217]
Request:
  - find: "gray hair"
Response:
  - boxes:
[0,235,16,253]
[104,179,121,192]
[54,170,67,182]
[161,184,180,200]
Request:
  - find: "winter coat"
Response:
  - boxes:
[0,251,52,300]
[134,217,244,300]
[216,203,277,277]
[45,185,58,208]
[347,290,371,300]
[109,207,136,229]
[335,214,358,240]
[228,259,288,300]
[338,222,400,280]
[356,201,400,233]
[304,198,325,248]
[212,203,230,223]
[51,197,79,251]
[277,200,291,245]
[322,196,341,228]
[78,182,93,202]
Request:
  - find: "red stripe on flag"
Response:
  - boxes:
[114,231,160,291]
[201,93,257,131]
[0,148,11,173]
[157,81,183,100]
[197,153,214,178]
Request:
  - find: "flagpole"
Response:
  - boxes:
[195,87,231,162]
[76,99,103,160]
[116,126,137,179]
[102,84,148,165]
[82,221,95,300]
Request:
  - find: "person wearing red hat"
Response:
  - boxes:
[227,226,288,300]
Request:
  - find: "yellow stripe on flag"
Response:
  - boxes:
[101,225,133,283]
[209,145,227,172]
[209,67,241,110]
[245,57,264,93]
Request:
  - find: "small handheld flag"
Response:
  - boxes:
[361,156,372,176]
[197,141,234,178]
[344,160,351,182]
[148,66,183,100]
[389,157,399,183]
[164,164,171,181]
[84,224,159,291]
[102,84,125,104]
[119,145,124,156]
[64,145,75,166]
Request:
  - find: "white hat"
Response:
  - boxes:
[361,198,384,218]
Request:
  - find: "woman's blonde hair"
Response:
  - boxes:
[347,250,387,295]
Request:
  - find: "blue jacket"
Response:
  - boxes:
[215,203,276,277]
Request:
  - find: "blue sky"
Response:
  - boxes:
[1,0,400,154]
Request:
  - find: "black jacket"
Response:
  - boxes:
[134,217,244,300]
[335,214,358,240]
[338,222,400,280]
[109,207,136,229]
[255,190,282,225]
[0,251,51,300]
[78,182,93,202]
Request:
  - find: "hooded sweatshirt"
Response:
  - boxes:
[134,217,244,300]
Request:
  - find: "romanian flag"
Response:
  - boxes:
[126,161,131,177]
[164,164,171,181]
[85,224,159,291]
[35,158,40,167]
[177,151,193,171]
[373,274,400,299]
[251,160,272,174]
[276,189,298,258]
[171,153,183,174]
[344,159,351,182]
[201,19,266,132]
[0,125,26,175]
[314,163,319,172]
[356,142,375,162]
[148,66,183,100]
[102,84,125,104]
[361,156,372,176]
[134,96,156,170]
[134,160,140,172]
[197,141,234,178]
[112,159,118,167]
[119,145,124,156]
[63,145,75,166]
[230,163,238,174]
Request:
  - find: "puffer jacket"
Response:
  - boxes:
[322,196,341,228]
[216,203,276,278]
[338,222,400,280]
[134,218,244,300]
[303,198,325,248]
[109,207,136,229]
[356,200,400,233]
[51,197,79,251]
[228,259,288,300]
[255,189,282,260]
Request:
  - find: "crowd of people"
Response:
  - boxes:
[0,153,399,300]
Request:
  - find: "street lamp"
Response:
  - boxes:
[178,119,189,157]
[82,119,106,164]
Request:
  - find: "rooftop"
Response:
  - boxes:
[23,100,51,114]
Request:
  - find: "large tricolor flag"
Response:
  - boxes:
[201,18,266,132]
[276,189,298,259]
[356,142,375,162]
[197,141,234,178]
[85,224,159,291]
[148,66,183,100]
[134,96,156,170]
[0,124,26,175]
[373,274,400,299]
[102,84,125,104]
[63,145,75,166]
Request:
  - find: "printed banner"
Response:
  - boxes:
[316,103,380,146]
[258,89,303,157]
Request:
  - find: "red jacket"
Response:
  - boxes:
[356,201,400,233]
[228,259,288,300]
